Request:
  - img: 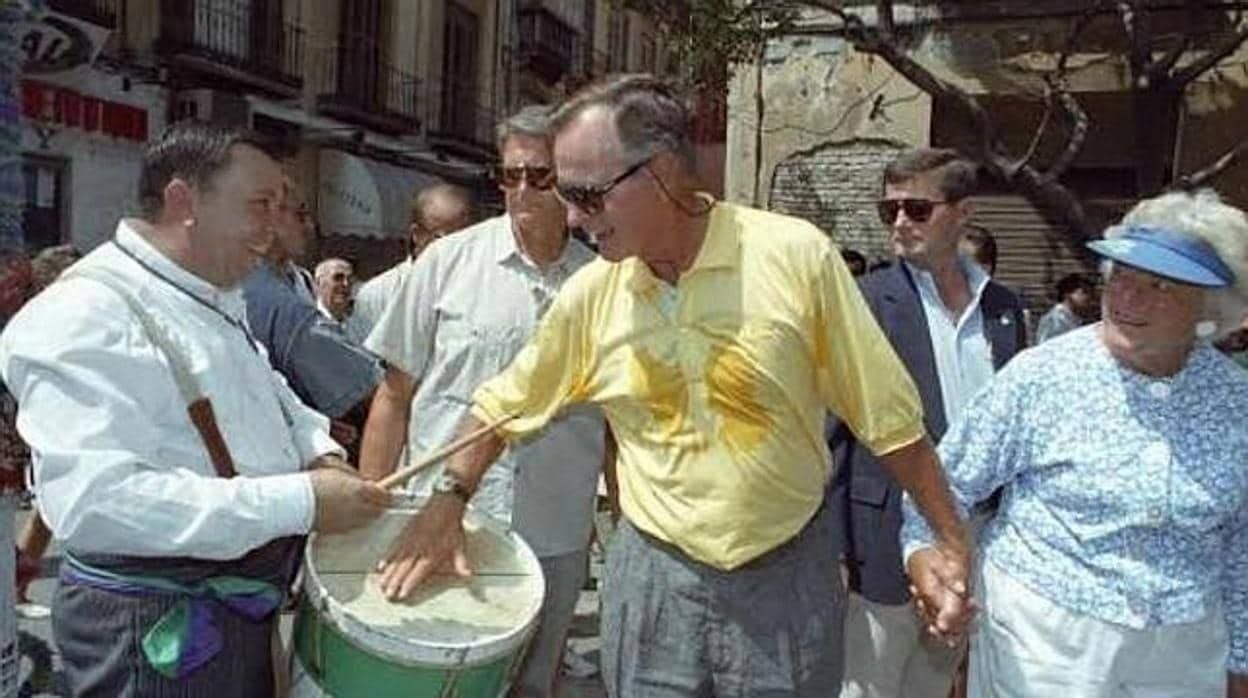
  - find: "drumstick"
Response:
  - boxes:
[377,414,515,491]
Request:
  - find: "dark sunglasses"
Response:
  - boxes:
[495,164,556,190]
[876,198,948,225]
[554,158,650,216]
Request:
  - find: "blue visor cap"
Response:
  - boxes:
[1086,225,1236,288]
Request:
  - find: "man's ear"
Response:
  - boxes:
[163,178,196,225]
[955,197,974,223]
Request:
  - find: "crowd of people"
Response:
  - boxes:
[0,72,1242,698]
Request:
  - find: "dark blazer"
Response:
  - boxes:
[827,261,1026,605]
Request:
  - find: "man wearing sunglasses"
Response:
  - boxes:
[359,105,606,698]
[831,148,1026,698]
[375,76,974,697]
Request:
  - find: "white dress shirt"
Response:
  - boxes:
[366,215,605,558]
[905,257,995,424]
[0,221,335,560]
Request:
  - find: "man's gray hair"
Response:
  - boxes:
[314,257,352,283]
[496,104,554,153]
[550,73,696,170]
[1106,188,1248,337]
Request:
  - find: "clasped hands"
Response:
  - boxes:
[906,541,977,645]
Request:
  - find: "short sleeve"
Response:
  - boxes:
[286,316,384,418]
[812,244,925,455]
[365,253,438,380]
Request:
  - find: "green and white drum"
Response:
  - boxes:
[291,501,545,697]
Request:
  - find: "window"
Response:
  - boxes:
[441,2,480,139]
[20,154,68,252]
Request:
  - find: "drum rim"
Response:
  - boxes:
[302,501,546,667]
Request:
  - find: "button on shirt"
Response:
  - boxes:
[365,215,604,558]
[901,326,1248,672]
[0,221,332,560]
[904,258,995,424]
[473,202,926,570]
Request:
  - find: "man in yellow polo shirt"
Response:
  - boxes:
[376,75,973,696]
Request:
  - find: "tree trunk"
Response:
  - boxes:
[1132,86,1183,197]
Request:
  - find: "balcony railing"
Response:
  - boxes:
[311,41,420,134]
[425,82,498,160]
[48,0,120,27]
[158,0,304,94]
[517,5,578,82]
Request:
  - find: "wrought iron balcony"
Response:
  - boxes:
[516,5,578,83]
[48,0,120,27]
[425,82,497,161]
[158,0,304,96]
[311,41,419,135]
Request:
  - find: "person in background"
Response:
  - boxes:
[351,184,475,338]
[1035,273,1095,343]
[314,257,359,338]
[242,180,386,458]
[832,148,1026,698]
[360,105,607,698]
[958,223,998,278]
[842,248,868,277]
[1215,315,1248,369]
[902,189,1248,697]
[0,244,29,692]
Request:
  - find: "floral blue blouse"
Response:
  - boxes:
[903,325,1248,673]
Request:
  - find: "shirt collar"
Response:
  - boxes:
[903,255,991,309]
[627,201,738,294]
[114,219,248,322]
[495,213,588,276]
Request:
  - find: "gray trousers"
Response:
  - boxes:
[602,504,845,697]
[512,548,590,697]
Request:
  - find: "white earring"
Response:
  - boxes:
[1195,320,1218,338]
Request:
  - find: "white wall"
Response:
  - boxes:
[19,68,167,252]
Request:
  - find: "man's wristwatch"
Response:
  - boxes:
[432,470,473,504]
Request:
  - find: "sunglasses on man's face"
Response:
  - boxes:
[554,158,650,216]
[876,198,948,225]
[495,164,556,190]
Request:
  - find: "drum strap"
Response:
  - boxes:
[63,266,238,478]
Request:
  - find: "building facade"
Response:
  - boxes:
[726,1,1248,318]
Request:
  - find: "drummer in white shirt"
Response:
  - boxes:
[360,105,606,698]
[0,121,389,697]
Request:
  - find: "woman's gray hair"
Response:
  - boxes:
[1108,188,1248,338]
[495,104,554,153]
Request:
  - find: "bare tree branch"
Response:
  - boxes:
[1167,13,1248,87]
[1172,135,1248,189]
[1116,1,1150,84]
[1014,86,1055,174]
[1146,0,1200,83]
[801,0,1098,243]
[1045,89,1091,181]
[876,0,895,38]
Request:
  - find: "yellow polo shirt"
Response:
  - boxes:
[472,202,923,570]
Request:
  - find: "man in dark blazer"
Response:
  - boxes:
[831,149,1026,698]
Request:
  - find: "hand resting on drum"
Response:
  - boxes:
[310,466,391,534]
[376,493,473,600]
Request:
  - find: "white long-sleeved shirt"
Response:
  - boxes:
[0,221,337,560]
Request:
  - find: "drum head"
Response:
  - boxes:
[303,502,545,667]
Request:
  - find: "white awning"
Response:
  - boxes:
[317,149,441,239]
